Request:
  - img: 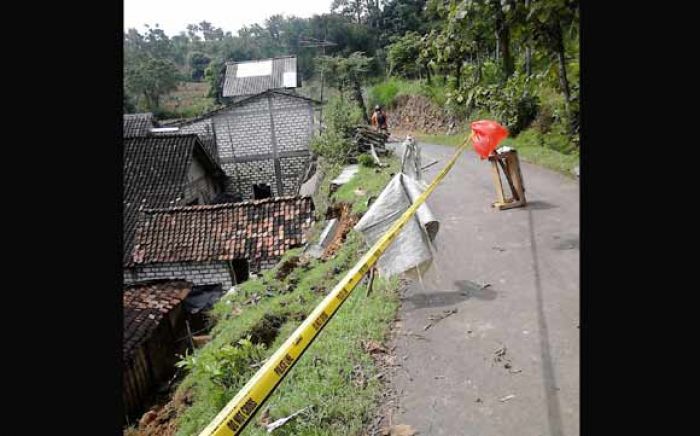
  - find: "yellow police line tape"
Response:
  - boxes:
[200,138,471,436]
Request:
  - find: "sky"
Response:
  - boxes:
[124,0,333,36]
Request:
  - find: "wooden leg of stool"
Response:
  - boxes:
[506,153,526,205]
[490,159,505,205]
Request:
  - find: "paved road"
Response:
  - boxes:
[388,142,579,436]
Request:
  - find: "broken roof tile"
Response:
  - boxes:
[123,279,192,362]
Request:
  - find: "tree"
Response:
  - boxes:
[380,0,428,41]
[386,32,422,78]
[125,56,179,110]
[205,59,227,102]
[198,21,224,41]
[143,24,174,60]
[527,0,579,135]
[446,0,512,82]
[425,25,473,88]
[188,52,211,81]
[331,0,368,24]
[316,52,373,123]
[491,0,514,78]
[171,33,191,65]
[528,0,577,102]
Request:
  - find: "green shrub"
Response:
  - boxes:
[358,153,376,167]
[369,79,401,108]
[310,128,354,164]
[325,96,364,137]
[508,127,577,155]
[368,78,446,109]
[452,72,540,135]
[176,336,266,390]
[310,96,364,164]
[513,129,543,148]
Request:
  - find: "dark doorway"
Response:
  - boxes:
[230,259,249,284]
[253,183,272,199]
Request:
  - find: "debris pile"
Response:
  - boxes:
[352,126,389,154]
[351,126,390,166]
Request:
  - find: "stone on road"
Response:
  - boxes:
[389,142,579,436]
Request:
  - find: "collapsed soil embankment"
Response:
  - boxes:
[386,95,452,135]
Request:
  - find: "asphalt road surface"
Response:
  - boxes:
[388,141,579,436]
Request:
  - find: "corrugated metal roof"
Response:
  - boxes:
[223,56,298,97]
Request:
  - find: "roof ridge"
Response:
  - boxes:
[141,196,312,214]
[124,278,192,291]
[124,133,201,141]
[174,90,319,126]
[225,55,296,65]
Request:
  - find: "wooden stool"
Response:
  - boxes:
[488,148,527,210]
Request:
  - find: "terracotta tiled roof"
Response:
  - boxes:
[124,113,156,138]
[123,134,226,264]
[129,196,314,265]
[123,280,192,362]
[150,118,220,166]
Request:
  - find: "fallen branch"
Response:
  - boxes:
[423,308,458,331]
[265,407,310,433]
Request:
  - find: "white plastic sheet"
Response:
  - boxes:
[354,172,439,277]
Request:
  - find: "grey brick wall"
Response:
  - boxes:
[123,258,284,286]
[204,93,313,199]
[183,159,220,204]
[214,110,272,158]
[227,159,278,198]
[273,109,312,153]
[279,155,310,195]
[124,261,233,288]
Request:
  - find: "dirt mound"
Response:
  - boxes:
[129,389,193,436]
[323,203,359,259]
[386,95,452,134]
[275,256,300,280]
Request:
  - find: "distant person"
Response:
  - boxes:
[371,105,388,133]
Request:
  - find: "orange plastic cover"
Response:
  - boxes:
[470,120,509,159]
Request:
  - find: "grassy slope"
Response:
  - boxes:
[332,159,402,215]
[175,157,401,436]
[159,82,218,119]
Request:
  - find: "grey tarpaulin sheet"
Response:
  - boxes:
[184,284,224,314]
[401,136,422,181]
[354,172,439,277]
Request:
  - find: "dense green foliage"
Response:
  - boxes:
[310,97,364,163]
[124,0,578,144]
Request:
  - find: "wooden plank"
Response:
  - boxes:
[494,200,526,211]
[505,152,526,205]
[490,159,505,204]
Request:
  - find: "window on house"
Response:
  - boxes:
[252,183,271,200]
